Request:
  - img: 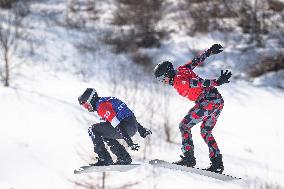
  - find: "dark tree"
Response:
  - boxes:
[0,0,18,8]
[110,0,167,50]
[180,0,238,34]
[236,0,284,46]
[65,0,99,28]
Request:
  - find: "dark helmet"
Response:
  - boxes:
[154,61,175,82]
[78,88,99,111]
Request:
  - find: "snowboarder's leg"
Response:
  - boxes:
[115,116,138,138]
[104,116,137,164]
[200,99,224,173]
[88,124,113,166]
[88,116,138,165]
[175,105,203,166]
[200,115,221,158]
[103,138,132,165]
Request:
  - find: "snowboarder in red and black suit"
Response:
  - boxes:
[78,88,152,166]
[154,44,232,173]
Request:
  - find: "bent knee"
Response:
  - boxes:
[200,127,212,136]
[179,117,196,130]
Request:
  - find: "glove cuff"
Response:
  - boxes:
[213,79,219,86]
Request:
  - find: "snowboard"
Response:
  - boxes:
[149,159,241,181]
[74,164,140,174]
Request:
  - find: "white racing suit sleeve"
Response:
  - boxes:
[110,116,120,127]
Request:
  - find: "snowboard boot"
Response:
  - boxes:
[114,153,132,165]
[90,156,113,166]
[173,151,196,167]
[90,147,113,166]
[104,138,132,165]
[205,155,224,174]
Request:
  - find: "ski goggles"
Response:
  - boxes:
[80,89,97,111]
[156,75,170,83]
[83,102,93,111]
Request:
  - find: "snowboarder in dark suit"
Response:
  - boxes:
[78,88,152,166]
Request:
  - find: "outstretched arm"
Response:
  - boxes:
[190,77,218,88]
[189,70,232,88]
[116,124,140,151]
[116,125,133,146]
[184,44,223,70]
[137,123,152,138]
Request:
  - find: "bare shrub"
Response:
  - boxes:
[0,8,29,87]
[0,0,18,8]
[236,0,284,46]
[267,0,284,12]
[103,28,137,54]
[248,52,284,78]
[131,51,152,70]
[65,0,99,29]
[180,0,238,34]
[110,0,168,50]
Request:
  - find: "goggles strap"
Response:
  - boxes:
[85,90,97,110]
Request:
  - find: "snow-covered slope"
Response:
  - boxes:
[1,63,284,189]
[1,1,284,189]
[0,65,88,189]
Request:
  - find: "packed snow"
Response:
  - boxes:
[1,62,284,189]
[0,1,284,189]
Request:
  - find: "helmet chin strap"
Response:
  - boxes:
[166,69,176,85]
[168,78,174,85]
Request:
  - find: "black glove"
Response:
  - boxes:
[129,143,140,151]
[209,44,223,54]
[138,127,152,138]
[216,70,232,86]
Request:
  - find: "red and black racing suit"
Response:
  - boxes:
[173,50,224,158]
